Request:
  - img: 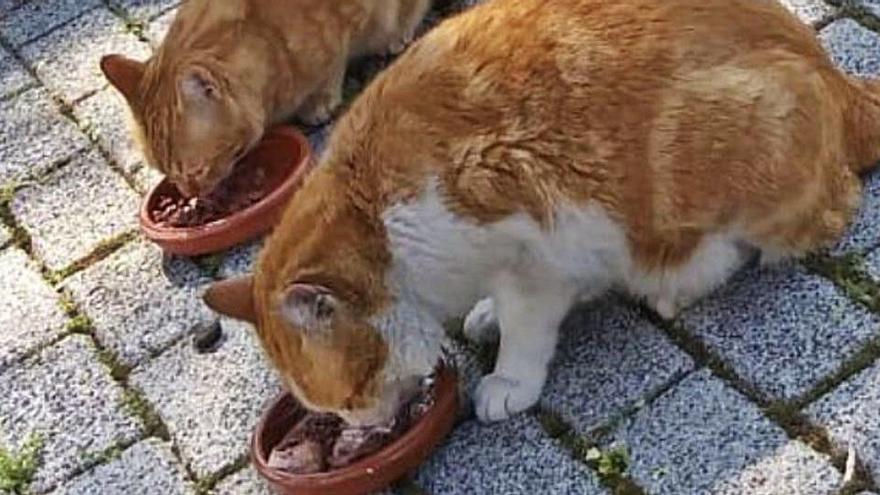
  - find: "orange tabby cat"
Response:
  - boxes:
[204,0,880,425]
[99,0,431,196]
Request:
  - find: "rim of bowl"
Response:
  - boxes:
[251,365,458,488]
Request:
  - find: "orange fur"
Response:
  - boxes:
[100,0,431,196]
[208,0,880,420]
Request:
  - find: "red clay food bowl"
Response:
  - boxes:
[139,126,313,257]
[252,367,458,495]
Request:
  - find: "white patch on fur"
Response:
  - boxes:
[376,178,746,421]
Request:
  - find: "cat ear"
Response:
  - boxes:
[277,284,339,332]
[179,66,220,102]
[100,54,145,103]
[203,275,256,323]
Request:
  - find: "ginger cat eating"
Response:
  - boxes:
[204,0,880,424]
[99,0,431,197]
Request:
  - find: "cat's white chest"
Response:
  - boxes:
[381,180,633,318]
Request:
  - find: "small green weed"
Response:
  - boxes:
[0,435,43,494]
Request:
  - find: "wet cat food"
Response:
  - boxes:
[152,167,269,227]
[268,379,436,474]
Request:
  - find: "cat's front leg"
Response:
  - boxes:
[296,60,347,126]
[475,275,577,422]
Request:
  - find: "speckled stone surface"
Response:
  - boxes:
[0,223,9,247]
[0,336,142,493]
[0,87,89,185]
[0,0,26,16]
[20,7,150,103]
[0,45,32,98]
[129,319,281,478]
[543,300,694,433]
[11,149,139,271]
[779,0,836,25]
[217,240,263,279]
[108,0,179,22]
[807,360,880,482]
[417,414,607,495]
[820,19,880,78]
[0,248,67,372]
[146,6,176,47]
[50,439,194,495]
[679,265,880,401]
[0,0,100,48]
[213,466,272,495]
[610,370,841,495]
[63,239,214,367]
[858,0,880,18]
[74,87,143,178]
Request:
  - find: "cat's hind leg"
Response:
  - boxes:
[474,272,578,422]
[634,235,749,320]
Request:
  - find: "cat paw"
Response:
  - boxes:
[297,93,342,126]
[297,103,338,126]
[387,35,413,55]
[652,297,678,320]
[474,373,541,422]
[463,298,499,343]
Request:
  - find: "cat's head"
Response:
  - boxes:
[100,54,265,197]
[202,272,440,427]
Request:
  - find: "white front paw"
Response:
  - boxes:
[463,298,499,343]
[474,373,542,422]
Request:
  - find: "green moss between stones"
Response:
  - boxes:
[537,410,645,495]
[0,435,43,495]
[121,389,167,440]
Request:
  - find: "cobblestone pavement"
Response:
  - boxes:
[1,0,880,494]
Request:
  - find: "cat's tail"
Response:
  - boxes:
[845,76,880,174]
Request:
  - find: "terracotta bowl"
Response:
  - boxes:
[139,126,313,257]
[252,367,458,495]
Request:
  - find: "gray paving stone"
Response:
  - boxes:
[130,319,281,478]
[610,370,841,495]
[0,45,32,98]
[0,335,142,493]
[11,149,139,271]
[0,248,67,372]
[0,0,26,17]
[820,19,880,78]
[146,5,175,47]
[807,359,880,482]
[680,264,880,401]
[0,87,89,185]
[20,7,150,104]
[214,466,272,495]
[834,171,880,255]
[0,0,100,48]
[74,87,143,178]
[858,0,880,18]
[543,300,694,433]
[779,0,835,25]
[63,239,214,367]
[108,0,178,22]
[51,439,194,495]
[218,240,262,279]
[416,414,606,495]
